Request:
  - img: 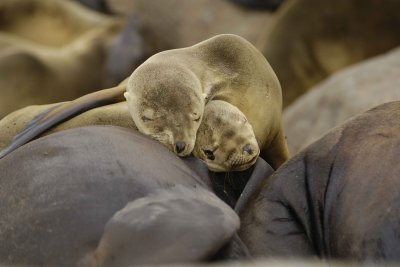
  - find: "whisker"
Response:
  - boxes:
[223,172,230,195]
[149,134,169,143]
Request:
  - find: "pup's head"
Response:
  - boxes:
[193,100,259,172]
[125,63,204,157]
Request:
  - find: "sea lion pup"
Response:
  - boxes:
[0,34,289,169]
[0,101,259,172]
[0,68,203,158]
[124,62,204,156]
[193,100,260,172]
[0,100,259,174]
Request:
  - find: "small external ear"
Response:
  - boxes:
[123,92,131,101]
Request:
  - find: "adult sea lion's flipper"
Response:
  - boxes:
[0,85,126,159]
[85,186,240,266]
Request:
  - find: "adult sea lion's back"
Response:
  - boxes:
[0,126,239,266]
[239,101,400,261]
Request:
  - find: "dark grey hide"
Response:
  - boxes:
[0,126,246,267]
[239,101,400,263]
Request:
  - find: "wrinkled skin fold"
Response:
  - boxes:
[239,101,400,263]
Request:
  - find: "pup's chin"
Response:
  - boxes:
[205,154,259,172]
[156,139,195,157]
[229,154,259,171]
[206,163,230,172]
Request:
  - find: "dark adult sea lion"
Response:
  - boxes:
[0,126,240,266]
[262,0,400,107]
[238,101,400,263]
[1,34,289,169]
[0,0,124,117]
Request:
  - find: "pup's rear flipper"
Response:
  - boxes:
[0,85,126,159]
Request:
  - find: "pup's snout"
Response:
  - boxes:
[175,141,186,154]
[243,144,253,155]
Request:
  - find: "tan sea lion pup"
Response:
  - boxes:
[124,33,289,168]
[193,100,260,172]
[0,34,289,169]
[0,100,258,172]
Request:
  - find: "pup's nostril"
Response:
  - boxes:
[243,144,253,155]
[203,149,215,161]
[175,141,186,154]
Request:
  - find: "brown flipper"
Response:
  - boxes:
[84,186,239,266]
[0,85,126,159]
[260,126,290,170]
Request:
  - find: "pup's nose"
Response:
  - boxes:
[243,144,253,155]
[175,141,186,154]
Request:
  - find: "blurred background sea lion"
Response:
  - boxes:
[283,47,400,154]
[0,0,144,118]
[102,0,276,53]
[262,0,400,107]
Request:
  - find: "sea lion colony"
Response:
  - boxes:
[1,100,400,266]
[0,34,289,171]
[1,1,400,266]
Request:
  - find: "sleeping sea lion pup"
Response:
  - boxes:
[193,100,260,172]
[0,34,289,169]
[124,62,204,156]
[0,99,258,172]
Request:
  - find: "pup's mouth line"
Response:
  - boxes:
[199,150,260,172]
[229,153,258,171]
